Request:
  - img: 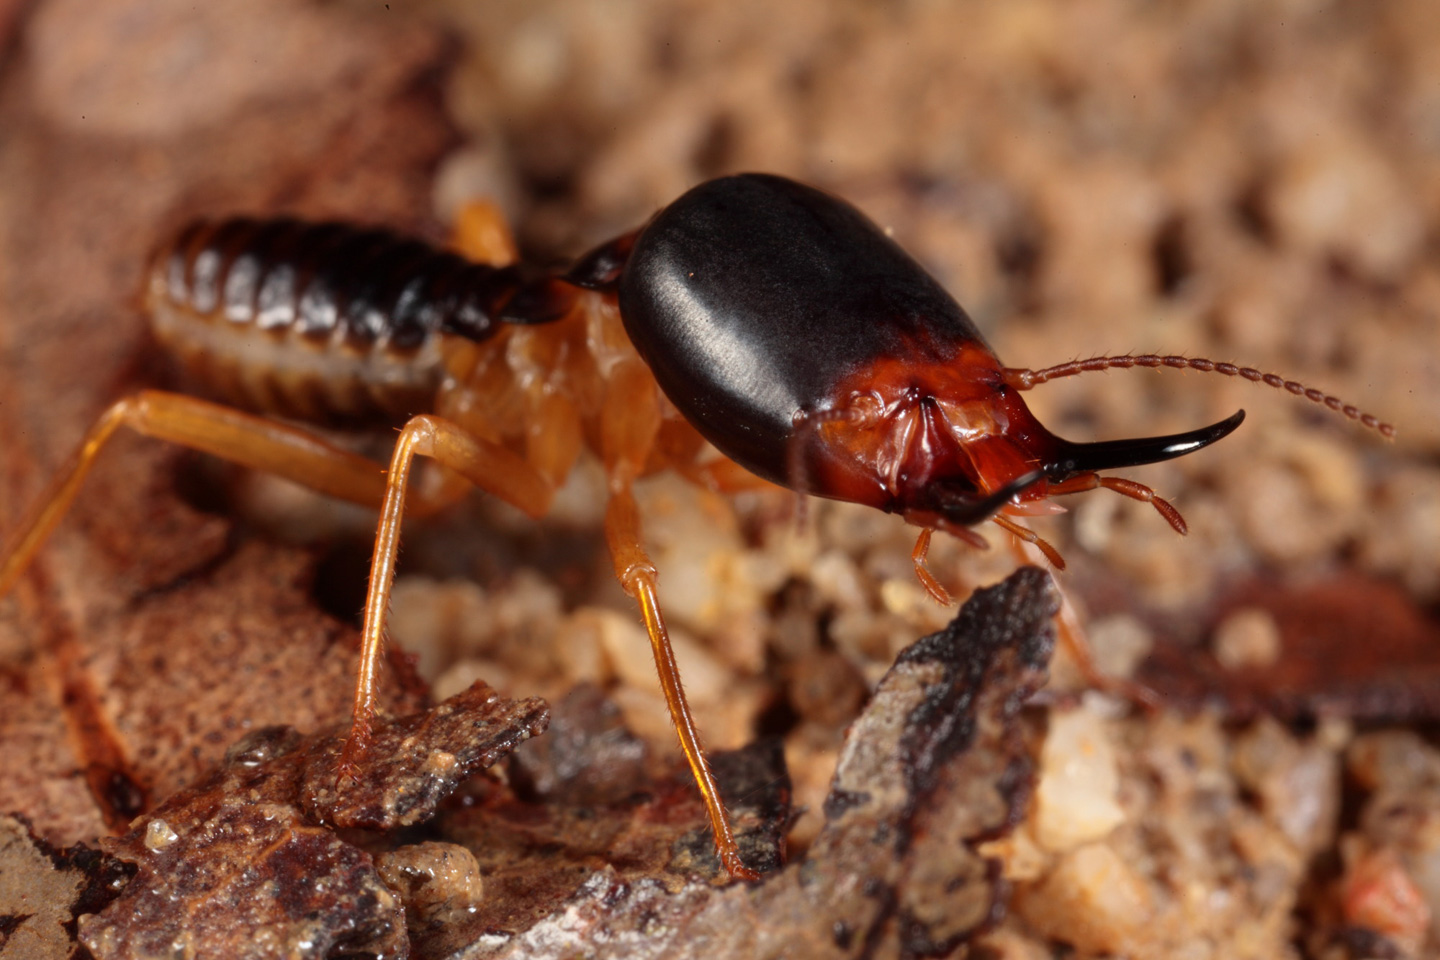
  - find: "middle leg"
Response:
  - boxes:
[599,355,760,882]
[603,484,760,882]
[338,414,555,776]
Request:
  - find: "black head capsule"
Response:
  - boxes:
[605,173,1278,539]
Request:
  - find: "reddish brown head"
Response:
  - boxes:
[803,340,1246,537]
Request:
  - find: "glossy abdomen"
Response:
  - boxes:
[145,219,530,424]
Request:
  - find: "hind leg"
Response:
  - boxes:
[0,390,403,599]
[0,393,554,776]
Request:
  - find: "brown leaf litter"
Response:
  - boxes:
[5,568,1053,960]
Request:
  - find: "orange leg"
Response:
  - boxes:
[524,387,584,490]
[1003,535,1161,710]
[784,405,867,533]
[450,199,520,266]
[0,387,552,773]
[1047,471,1187,534]
[0,395,535,764]
[604,488,759,881]
[991,513,1066,570]
[910,528,952,605]
[599,356,760,882]
[683,456,780,495]
[0,390,399,599]
[1051,582,1162,710]
[338,414,554,777]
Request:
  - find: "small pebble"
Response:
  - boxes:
[1213,607,1283,671]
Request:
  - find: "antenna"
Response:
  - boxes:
[1003,354,1395,438]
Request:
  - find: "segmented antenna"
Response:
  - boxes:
[1002,355,1395,439]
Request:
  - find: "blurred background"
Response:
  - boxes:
[2,1,1439,956]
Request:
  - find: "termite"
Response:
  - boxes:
[0,173,1393,880]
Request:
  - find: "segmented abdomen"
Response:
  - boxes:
[145,218,550,423]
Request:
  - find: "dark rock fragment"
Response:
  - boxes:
[77,683,546,960]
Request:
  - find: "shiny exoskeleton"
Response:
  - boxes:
[0,174,1393,881]
[609,176,1250,532]
[150,216,572,423]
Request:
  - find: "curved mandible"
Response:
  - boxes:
[938,468,1047,526]
[1045,410,1245,477]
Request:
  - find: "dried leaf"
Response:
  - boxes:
[0,814,129,960]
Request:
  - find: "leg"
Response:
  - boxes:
[991,514,1066,570]
[599,357,760,881]
[683,456,780,495]
[450,199,519,266]
[1047,472,1187,534]
[784,405,860,533]
[910,528,952,605]
[604,486,759,881]
[524,386,584,490]
[338,414,554,775]
[1004,536,1162,711]
[434,194,570,503]
[0,390,396,599]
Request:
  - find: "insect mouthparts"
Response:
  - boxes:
[1046,409,1247,478]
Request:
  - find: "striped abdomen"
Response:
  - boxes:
[145,218,568,423]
